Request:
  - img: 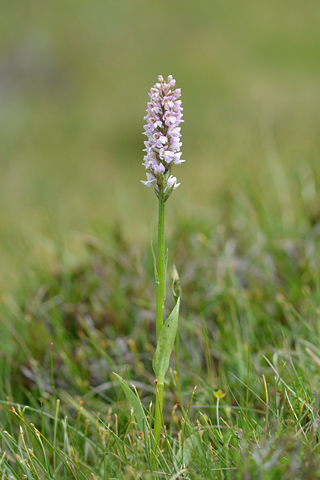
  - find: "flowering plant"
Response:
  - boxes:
[115,75,184,461]
[142,75,184,446]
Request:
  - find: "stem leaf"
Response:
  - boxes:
[112,373,149,436]
[164,248,169,299]
[164,248,169,278]
[153,298,180,384]
[150,241,159,284]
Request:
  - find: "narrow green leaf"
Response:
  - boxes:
[164,248,169,277]
[164,248,169,299]
[153,298,180,384]
[113,373,149,436]
[150,241,159,284]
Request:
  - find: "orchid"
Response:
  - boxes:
[115,76,184,457]
[143,75,183,448]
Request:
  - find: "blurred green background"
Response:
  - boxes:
[1,0,320,290]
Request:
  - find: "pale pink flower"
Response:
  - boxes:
[163,112,176,127]
[141,172,157,188]
[172,152,185,165]
[162,97,174,110]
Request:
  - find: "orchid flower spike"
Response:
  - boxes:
[142,75,184,201]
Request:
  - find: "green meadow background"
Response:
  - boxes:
[1,0,320,289]
[2,3,320,477]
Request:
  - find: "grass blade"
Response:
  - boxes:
[112,373,149,437]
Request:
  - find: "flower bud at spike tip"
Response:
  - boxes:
[141,75,184,201]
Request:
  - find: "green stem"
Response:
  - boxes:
[156,194,166,341]
[153,382,164,447]
[154,192,166,447]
